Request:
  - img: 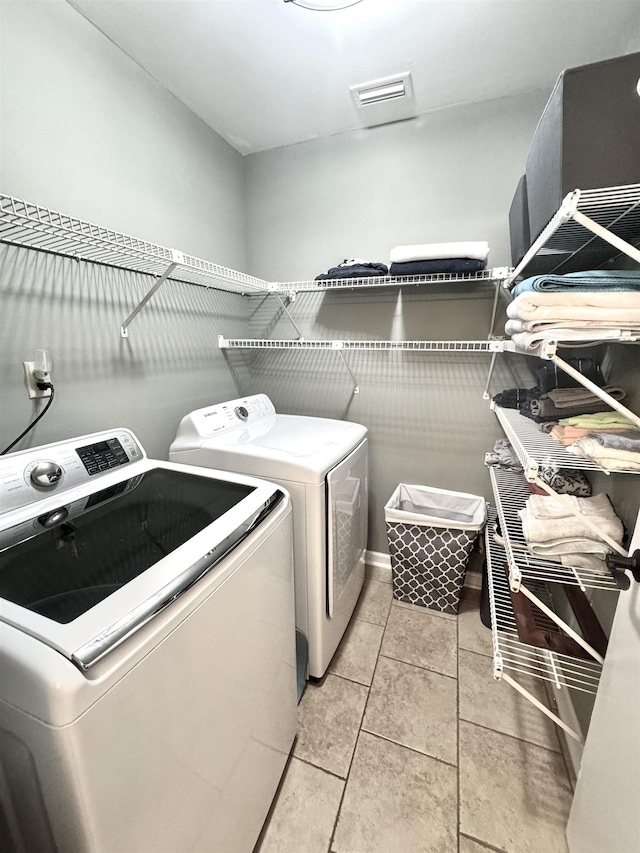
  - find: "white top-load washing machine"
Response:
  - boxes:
[170,394,368,680]
[0,429,296,853]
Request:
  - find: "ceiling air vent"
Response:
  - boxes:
[350,72,413,108]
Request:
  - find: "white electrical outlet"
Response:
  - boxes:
[23,361,51,399]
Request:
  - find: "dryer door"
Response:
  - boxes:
[326,439,368,619]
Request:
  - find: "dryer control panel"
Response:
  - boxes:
[0,429,144,514]
[174,394,276,441]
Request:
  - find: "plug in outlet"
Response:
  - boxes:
[23,361,52,399]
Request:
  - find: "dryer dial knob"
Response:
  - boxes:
[30,461,63,489]
[235,406,249,421]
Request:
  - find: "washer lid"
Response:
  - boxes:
[0,460,284,670]
[172,414,368,483]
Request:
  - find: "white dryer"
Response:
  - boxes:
[170,394,368,680]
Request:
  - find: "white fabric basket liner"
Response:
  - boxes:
[384,483,486,531]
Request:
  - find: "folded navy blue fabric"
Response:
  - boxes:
[389,258,486,276]
[512,269,640,296]
[315,261,388,280]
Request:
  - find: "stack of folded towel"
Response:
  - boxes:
[541,412,640,470]
[567,429,640,472]
[492,358,617,423]
[315,258,388,281]
[518,493,624,572]
[506,270,640,349]
[524,386,627,421]
[388,241,490,277]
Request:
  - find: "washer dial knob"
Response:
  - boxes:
[235,406,249,421]
[30,461,64,489]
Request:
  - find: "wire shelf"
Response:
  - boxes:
[507,183,640,286]
[272,267,512,293]
[0,193,271,295]
[218,336,506,352]
[488,466,619,591]
[485,508,603,695]
[492,404,640,477]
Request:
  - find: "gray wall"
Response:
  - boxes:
[244,91,551,281]
[242,93,549,551]
[0,0,251,459]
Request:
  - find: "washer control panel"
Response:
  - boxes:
[0,429,145,515]
[76,436,130,476]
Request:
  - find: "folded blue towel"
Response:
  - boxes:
[512,269,640,297]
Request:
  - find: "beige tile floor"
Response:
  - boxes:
[255,567,574,853]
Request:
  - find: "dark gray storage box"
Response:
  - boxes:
[525,52,640,247]
[509,173,530,267]
[384,484,486,615]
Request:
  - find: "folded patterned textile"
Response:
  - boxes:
[567,441,640,471]
[584,430,640,451]
[484,438,523,473]
[492,387,540,409]
[518,493,624,558]
[535,357,605,393]
[389,258,486,276]
[536,465,592,497]
[389,241,490,264]
[506,290,640,323]
[315,259,388,280]
[526,386,627,421]
[511,269,640,297]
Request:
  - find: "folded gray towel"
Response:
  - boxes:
[585,430,640,452]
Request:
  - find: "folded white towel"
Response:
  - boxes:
[507,291,640,322]
[509,329,629,350]
[567,441,640,471]
[389,241,490,264]
[519,493,624,547]
[559,553,610,573]
[524,539,611,561]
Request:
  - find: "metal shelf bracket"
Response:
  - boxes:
[120,249,184,338]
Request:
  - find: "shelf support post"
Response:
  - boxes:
[120,250,184,338]
[331,341,360,394]
[272,292,305,340]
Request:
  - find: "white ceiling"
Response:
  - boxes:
[67,0,640,155]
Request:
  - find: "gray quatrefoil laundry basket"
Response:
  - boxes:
[385,484,487,614]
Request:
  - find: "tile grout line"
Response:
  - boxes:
[459,717,567,756]
[357,727,459,770]
[378,650,458,680]
[326,583,394,853]
[379,649,460,678]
